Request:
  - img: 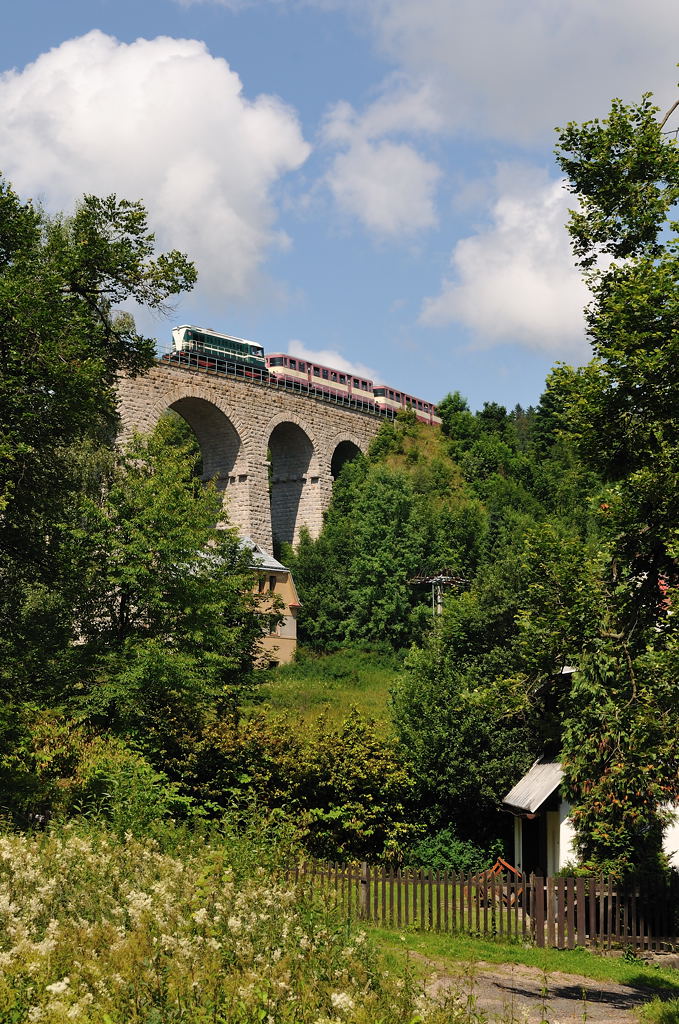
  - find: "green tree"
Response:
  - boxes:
[552,90,679,874]
[554,92,679,594]
[562,636,678,877]
[0,178,196,708]
[288,416,486,651]
[67,417,262,755]
[392,512,602,843]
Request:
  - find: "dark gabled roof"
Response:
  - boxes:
[503,759,563,814]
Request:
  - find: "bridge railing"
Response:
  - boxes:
[155,349,397,420]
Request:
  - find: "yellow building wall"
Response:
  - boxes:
[254,568,300,666]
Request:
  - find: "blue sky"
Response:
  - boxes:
[1,0,677,409]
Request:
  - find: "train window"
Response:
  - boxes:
[313,367,320,376]
[353,378,360,388]
[330,371,337,382]
[339,374,346,384]
[289,359,296,369]
[374,388,385,396]
[389,390,394,399]
[269,357,285,367]
[361,381,368,389]
[299,362,306,371]
[322,369,329,379]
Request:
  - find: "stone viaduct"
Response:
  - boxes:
[116,362,383,552]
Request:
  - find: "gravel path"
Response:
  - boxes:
[418,956,663,1023]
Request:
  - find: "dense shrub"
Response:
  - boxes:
[406,827,504,874]
[169,709,418,862]
[0,712,193,835]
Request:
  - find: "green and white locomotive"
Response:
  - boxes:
[167,325,268,377]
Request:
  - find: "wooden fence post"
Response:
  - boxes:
[359,861,369,920]
[535,875,545,948]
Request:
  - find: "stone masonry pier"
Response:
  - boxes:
[116,362,382,551]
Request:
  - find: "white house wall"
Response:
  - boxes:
[558,800,577,870]
[513,816,522,871]
[664,807,679,868]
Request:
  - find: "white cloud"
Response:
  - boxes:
[325,138,440,236]
[321,80,442,236]
[168,1,679,145]
[351,0,679,145]
[287,339,382,383]
[420,166,590,354]
[322,79,445,145]
[0,31,310,301]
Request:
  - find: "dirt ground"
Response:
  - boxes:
[419,955,670,1023]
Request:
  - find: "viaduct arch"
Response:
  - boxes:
[116,363,382,551]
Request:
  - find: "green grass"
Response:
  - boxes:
[248,648,403,731]
[370,925,679,993]
[639,997,679,1023]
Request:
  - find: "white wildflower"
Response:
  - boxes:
[192,907,208,925]
[45,977,70,995]
[330,991,355,1014]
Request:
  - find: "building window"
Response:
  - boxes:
[269,575,277,592]
[258,575,266,593]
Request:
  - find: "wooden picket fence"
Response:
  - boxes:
[283,862,679,951]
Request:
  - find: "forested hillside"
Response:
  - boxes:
[281,393,604,850]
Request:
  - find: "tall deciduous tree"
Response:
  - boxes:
[552,91,679,875]
[67,417,262,756]
[0,177,196,703]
